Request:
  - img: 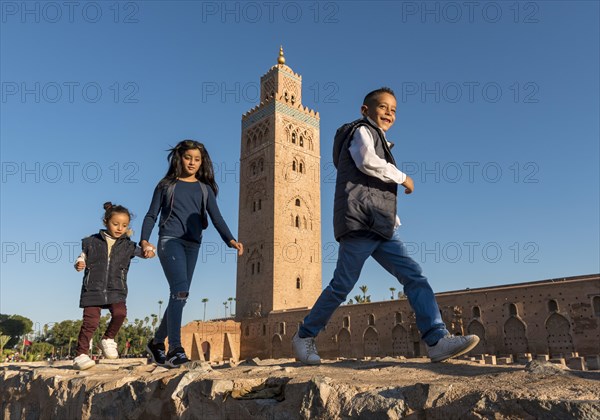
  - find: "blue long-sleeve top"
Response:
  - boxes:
[140,180,235,245]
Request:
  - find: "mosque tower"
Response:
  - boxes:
[235,48,322,318]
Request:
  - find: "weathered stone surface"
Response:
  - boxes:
[2,357,600,419]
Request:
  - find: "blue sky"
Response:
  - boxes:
[1,1,599,332]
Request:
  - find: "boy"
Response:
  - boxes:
[292,87,479,364]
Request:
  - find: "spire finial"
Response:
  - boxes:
[278,46,285,65]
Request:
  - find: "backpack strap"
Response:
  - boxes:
[332,118,368,169]
[198,182,209,229]
[160,182,176,228]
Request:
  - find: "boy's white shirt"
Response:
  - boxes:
[347,117,406,228]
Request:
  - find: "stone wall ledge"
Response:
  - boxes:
[2,358,600,419]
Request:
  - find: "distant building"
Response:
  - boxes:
[180,50,600,362]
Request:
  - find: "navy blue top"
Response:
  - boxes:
[141,180,235,245]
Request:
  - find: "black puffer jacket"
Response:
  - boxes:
[79,231,138,308]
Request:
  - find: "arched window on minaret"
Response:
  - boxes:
[253,201,256,212]
[295,198,301,207]
[251,263,255,275]
[259,159,264,172]
[295,216,300,228]
[284,91,289,102]
[548,299,558,312]
[257,262,261,273]
[291,95,296,105]
[299,162,304,173]
[299,135,304,147]
[292,160,296,171]
[291,132,296,144]
[296,277,301,289]
[258,199,262,210]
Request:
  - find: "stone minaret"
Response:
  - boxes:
[236,48,322,319]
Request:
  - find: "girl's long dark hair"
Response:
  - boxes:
[158,140,219,196]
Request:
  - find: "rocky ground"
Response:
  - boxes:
[2,356,599,419]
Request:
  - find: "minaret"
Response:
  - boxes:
[236,48,322,318]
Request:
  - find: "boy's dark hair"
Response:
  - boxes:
[102,202,132,223]
[363,87,396,106]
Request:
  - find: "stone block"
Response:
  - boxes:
[549,358,566,366]
[584,355,600,370]
[496,357,513,365]
[516,353,533,363]
[535,354,549,362]
[566,357,586,371]
[484,355,497,365]
[199,379,234,398]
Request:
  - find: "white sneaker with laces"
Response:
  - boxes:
[100,338,119,359]
[427,334,480,362]
[292,332,321,365]
[73,354,95,370]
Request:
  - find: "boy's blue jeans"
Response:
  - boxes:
[299,229,449,346]
[154,236,200,350]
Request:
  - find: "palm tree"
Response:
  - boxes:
[398,291,406,299]
[390,287,396,300]
[223,301,228,317]
[354,294,364,304]
[228,297,234,317]
[150,314,158,332]
[158,300,164,322]
[201,298,209,321]
[359,285,368,302]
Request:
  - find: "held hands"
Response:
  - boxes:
[140,240,157,259]
[75,260,86,271]
[230,239,244,256]
[402,175,414,194]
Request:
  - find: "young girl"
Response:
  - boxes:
[141,140,243,368]
[73,202,154,370]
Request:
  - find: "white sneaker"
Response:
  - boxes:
[100,338,119,359]
[73,354,95,370]
[427,334,480,362]
[292,332,321,365]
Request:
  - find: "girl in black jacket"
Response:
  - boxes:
[72,202,155,370]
